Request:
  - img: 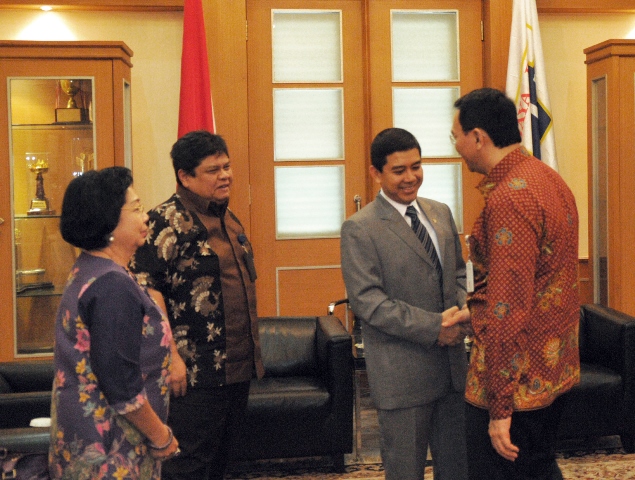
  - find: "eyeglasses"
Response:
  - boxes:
[122,203,145,214]
[449,132,457,146]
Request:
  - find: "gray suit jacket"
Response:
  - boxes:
[341,193,467,410]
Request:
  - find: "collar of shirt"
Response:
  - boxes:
[378,190,443,267]
[477,146,531,199]
[378,190,423,220]
[176,184,228,218]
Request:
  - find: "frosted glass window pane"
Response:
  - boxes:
[418,163,463,232]
[274,88,344,160]
[392,11,458,82]
[393,87,459,157]
[272,10,342,83]
[275,166,345,239]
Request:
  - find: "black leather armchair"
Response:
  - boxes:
[0,317,354,467]
[557,303,635,452]
[229,315,354,470]
[0,361,53,430]
[0,361,53,453]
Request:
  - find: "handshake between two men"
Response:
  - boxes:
[437,305,472,347]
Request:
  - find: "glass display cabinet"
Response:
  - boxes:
[0,41,132,361]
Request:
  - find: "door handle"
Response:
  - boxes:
[354,195,362,212]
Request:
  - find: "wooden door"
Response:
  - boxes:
[247,0,483,318]
[368,0,484,240]
[247,0,367,316]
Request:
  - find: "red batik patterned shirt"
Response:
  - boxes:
[465,147,580,419]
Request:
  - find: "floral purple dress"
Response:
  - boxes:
[49,253,172,480]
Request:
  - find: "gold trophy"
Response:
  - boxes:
[55,79,83,123]
[27,158,55,215]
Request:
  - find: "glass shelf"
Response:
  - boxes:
[14,214,60,219]
[16,285,65,298]
[10,77,95,356]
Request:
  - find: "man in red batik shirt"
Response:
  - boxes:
[446,88,580,480]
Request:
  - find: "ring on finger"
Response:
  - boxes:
[164,448,181,461]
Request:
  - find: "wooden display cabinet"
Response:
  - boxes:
[585,39,635,316]
[0,41,132,361]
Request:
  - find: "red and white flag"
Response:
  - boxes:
[505,0,557,171]
[177,0,215,138]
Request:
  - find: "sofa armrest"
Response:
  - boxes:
[580,303,635,428]
[580,304,635,377]
[0,361,54,393]
[0,427,50,453]
[316,316,353,447]
[0,392,52,429]
[316,315,353,382]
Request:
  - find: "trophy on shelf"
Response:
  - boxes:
[27,156,55,216]
[55,79,83,123]
[71,137,94,177]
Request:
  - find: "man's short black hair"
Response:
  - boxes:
[171,130,229,185]
[453,88,522,148]
[370,128,421,172]
[60,166,133,250]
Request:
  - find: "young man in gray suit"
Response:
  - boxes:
[340,128,469,480]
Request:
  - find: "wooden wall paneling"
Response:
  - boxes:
[584,40,635,315]
[617,56,635,314]
[112,57,132,167]
[277,267,346,317]
[204,0,251,231]
[536,0,635,14]
[0,59,12,362]
[482,0,512,91]
[577,259,592,305]
[605,54,623,312]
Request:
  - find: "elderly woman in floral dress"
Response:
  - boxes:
[49,167,179,479]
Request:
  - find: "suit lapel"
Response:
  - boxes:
[375,195,436,268]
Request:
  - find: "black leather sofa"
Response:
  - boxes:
[0,361,53,430]
[0,361,53,454]
[11,304,633,459]
[557,303,635,452]
[229,315,353,469]
[0,315,354,468]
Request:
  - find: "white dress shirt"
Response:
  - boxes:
[379,190,444,268]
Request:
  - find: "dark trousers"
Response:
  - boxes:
[465,395,567,480]
[162,381,250,480]
[377,392,467,480]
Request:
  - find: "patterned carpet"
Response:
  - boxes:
[227,374,635,479]
[227,413,635,479]
[227,447,635,479]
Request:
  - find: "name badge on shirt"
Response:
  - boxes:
[466,260,474,293]
[465,235,474,293]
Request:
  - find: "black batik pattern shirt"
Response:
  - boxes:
[131,194,232,389]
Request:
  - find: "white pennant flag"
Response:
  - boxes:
[505,0,558,171]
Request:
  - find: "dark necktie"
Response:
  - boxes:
[405,205,443,278]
